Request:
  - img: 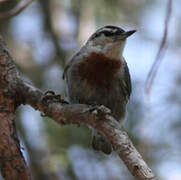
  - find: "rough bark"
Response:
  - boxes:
[0,37,30,180]
[0,36,157,180]
[0,0,33,19]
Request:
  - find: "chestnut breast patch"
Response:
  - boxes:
[78,52,121,87]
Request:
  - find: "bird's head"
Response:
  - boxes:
[85,25,136,59]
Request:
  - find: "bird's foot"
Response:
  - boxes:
[42,90,69,105]
[84,105,111,119]
[41,90,69,117]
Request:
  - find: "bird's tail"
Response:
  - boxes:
[92,131,112,154]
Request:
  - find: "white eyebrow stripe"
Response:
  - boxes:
[100,28,115,32]
[98,28,119,34]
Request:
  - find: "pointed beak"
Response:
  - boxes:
[123,30,136,38]
[113,30,136,42]
[115,30,136,41]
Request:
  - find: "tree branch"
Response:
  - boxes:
[0,0,33,19]
[145,0,172,96]
[0,36,157,180]
[0,37,30,180]
[38,0,66,67]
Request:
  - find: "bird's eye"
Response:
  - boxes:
[102,31,114,36]
[101,30,123,37]
[89,27,125,40]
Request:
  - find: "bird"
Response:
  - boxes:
[63,25,136,154]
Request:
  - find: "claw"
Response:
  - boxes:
[83,105,111,117]
[42,90,69,105]
[83,105,100,113]
[44,90,55,96]
[40,112,46,117]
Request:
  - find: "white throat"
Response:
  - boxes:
[85,40,126,59]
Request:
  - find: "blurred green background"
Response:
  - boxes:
[0,0,181,180]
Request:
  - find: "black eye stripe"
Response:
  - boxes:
[89,26,125,40]
[101,30,124,36]
[93,30,123,38]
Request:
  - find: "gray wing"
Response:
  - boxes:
[62,51,81,80]
[120,61,132,101]
[62,61,72,80]
[62,55,76,80]
[124,61,132,98]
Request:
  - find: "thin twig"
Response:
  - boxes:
[0,0,9,2]
[39,0,66,67]
[145,0,172,96]
[0,0,33,19]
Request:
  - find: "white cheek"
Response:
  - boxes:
[86,41,103,54]
[83,36,125,59]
